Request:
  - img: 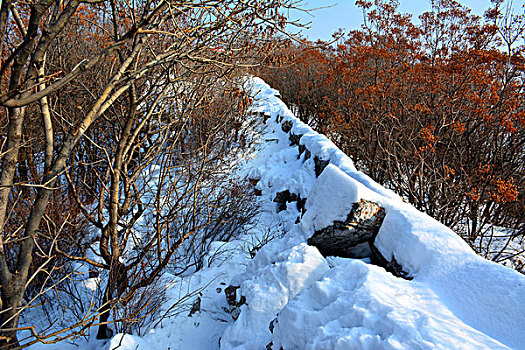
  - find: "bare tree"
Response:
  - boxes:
[0,0,301,346]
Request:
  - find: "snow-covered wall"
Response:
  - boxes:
[220,77,525,350]
[94,76,525,350]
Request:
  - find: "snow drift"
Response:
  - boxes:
[39,77,524,350]
[220,77,525,350]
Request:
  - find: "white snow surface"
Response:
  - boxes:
[30,77,525,349]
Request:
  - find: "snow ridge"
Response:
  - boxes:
[87,77,524,350]
[219,77,525,350]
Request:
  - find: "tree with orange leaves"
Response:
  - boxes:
[260,0,525,270]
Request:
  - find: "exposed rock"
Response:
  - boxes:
[269,317,278,333]
[225,285,240,306]
[262,112,271,122]
[273,190,298,212]
[289,133,302,146]
[224,285,246,321]
[307,199,412,280]
[370,245,413,280]
[265,336,283,350]
[296,195,307,216]
[188,297,201,317]
[248,178,260,187]
[275,115,283,123]
[347,242,373,258]
[304,149,311,161]
[297,144,312,161]
[308,199,384,257]
[314,156,330,177]
[281,120,293,133]
[249,245,261,258]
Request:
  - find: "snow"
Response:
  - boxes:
[271,258,509,350]
[26,76,525,349]
[219,76,525,350]
[300,164,386,235]
[222,244,329,349]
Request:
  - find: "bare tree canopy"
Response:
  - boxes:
[0,0,303,347]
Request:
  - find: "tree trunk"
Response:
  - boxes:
[0,274,25,347]
[96,260,128,339]
[0,106,26,347]
[96,284,113,340]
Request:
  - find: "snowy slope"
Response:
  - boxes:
[220,77,525,350]
[34,77,525,350]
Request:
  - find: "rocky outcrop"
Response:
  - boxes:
[308,199,412,280]
[298,144,311,160]
[281,120,293,133]
[308,200,384,256]
[224,285,246,321]
[289,133,302,146]
[314,156,329,177]
[273,190,298,212]
[266,112,411,279]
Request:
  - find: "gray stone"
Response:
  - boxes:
[273,190,299,212]
[307,199,412,280]
[281,120,293,133]
[224,285,246,320]
[314,156,330,177]
[308,199,384,257]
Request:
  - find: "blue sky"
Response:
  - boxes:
[285,0,524,40]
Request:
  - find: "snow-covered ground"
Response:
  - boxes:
[29,77,525,349]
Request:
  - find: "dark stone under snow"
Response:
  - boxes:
[296,194,307,215]
[314,156,330,177]
[224,285,246,321]
[289,132,302,146]
[308,199,412,280]
[281,120,293,133]
[273,190,299,212]
[308,199,385,257]
[298,144,311,161]
[188,297,201,317]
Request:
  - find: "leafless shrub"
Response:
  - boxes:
[0,0,305,346]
